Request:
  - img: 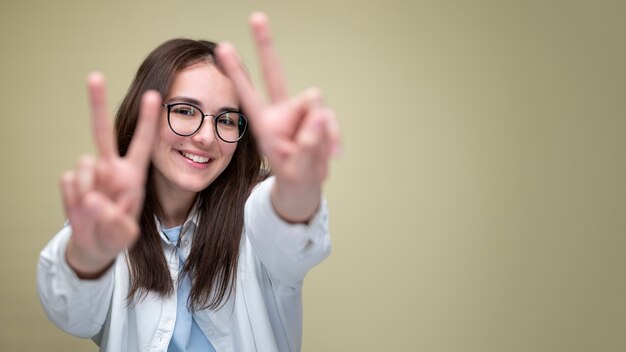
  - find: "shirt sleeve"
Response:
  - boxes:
[36,225,115,338]
[243,176,332,289]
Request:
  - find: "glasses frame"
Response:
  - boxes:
[163,103,248,143]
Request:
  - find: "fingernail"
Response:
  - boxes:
[250,11,268,24]
[87,72,105,85]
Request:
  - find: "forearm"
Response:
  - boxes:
[37,226,114,338]
[66,236,115,279]
[245,177,331,287]
[270,179,321,224]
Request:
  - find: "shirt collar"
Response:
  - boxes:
[155,199,201,245]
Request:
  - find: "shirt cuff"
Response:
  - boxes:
[244,176,331,288]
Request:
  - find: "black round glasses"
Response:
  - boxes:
[163,103,248,143]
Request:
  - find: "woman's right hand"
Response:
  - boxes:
[61,73,161,279]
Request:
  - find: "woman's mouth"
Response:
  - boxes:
[180,151,210,164]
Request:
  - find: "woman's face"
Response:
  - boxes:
[151,62,239,199]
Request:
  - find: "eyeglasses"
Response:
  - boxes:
[163,103,248,143]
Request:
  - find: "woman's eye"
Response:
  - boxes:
[217,113,237,126]
[172,106,196,116]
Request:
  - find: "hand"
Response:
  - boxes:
[216,12,342,223]
[61,73,161,278]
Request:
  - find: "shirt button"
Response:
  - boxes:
[208,330,214,335]
[183,240,189,246]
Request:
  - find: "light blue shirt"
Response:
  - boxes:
[162,225,216,352]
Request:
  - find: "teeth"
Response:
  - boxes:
[182,152,209,163]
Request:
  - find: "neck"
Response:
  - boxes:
[153,180,198,229]
[159,193,196,228]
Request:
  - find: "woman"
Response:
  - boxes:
[37,12,340,352]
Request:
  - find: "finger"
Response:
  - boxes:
[285,88,324,136]
[316,109,333,159]
[215,42,265,118]
[88,72,118,160]
[296,108,328,162]
[256,88,321,163]
[61,170,96,242]
[296,87,323,110]
[127,91,162,167]
[117,188,143,218]
[262,137,295,167]
[297,111,330,183]
[75,155,96,198]
[84,192,140,251]
[313,111,331,181]
[249,11,289,103]
[60,171,78,216]
[324,108,342,157]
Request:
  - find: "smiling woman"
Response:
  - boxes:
[151,62,242,207]
[36,12,341,352]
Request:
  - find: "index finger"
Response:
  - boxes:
[87,73,118,160]
[215,42,265,118]
[126,91,161,167]
[250,12,289,103]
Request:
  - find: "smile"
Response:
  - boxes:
[180,151,210,164]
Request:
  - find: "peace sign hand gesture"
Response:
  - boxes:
[216,12,342,223]
[61,74,161,279]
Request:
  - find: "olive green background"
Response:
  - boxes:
[1,0,624,351]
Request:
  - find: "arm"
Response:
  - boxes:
[245,177,331,288]
[216,13,340,286]
[37,225,115,338]
[61,74,160,279]
[217,13,340,286]
[37,74,160,335]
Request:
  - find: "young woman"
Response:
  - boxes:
[37,12,340,352]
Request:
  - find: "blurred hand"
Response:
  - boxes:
[61,73,161,278]
[216,12,342,223]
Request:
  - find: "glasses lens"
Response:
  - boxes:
[168,103,202,135]
[216,112,247,142]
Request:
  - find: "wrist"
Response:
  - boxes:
[65,237,115,279]
[271,181,321,224]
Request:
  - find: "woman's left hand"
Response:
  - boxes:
[216,12,341,223]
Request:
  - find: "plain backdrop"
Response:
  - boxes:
[1,0,624,351]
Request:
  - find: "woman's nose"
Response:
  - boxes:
[191,117,217,145]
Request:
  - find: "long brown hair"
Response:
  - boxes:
[115,39,264,310]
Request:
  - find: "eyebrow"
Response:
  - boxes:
[167,96,241,113]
